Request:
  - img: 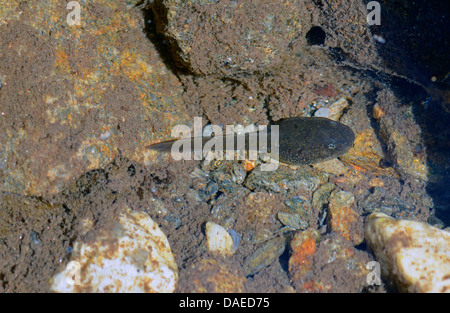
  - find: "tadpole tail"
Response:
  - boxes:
[147,130,273,153]
[147,137,213,152]
[147,140,177,152]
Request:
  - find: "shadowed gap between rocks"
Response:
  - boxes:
[362,0,450,226]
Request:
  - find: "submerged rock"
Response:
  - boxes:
[245,236,286,276]
[365,212,450,293]
[50,208,178,293]
[245,165,328,195]
[0,1,189,196]
[187,258,246,293]
[314,98,349,121]
[277,212,309,230]
[289,232,370,292]
[152,0,312,76]
[205,222,238,256]
[328,190,363,245]
[376,90,428,181]
[312,158,349,176]
[288,229,319,281]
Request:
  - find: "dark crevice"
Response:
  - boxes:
[305,26,326,46]
[140,3,190,77]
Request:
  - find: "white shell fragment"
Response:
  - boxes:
[205,222,237,256]
[365,212,450,293]
[50,208,178,293]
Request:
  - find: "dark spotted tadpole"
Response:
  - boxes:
[148,117,355,165]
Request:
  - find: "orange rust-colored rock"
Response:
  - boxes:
[190,259,246,293]
[288,229,319,281]
[299,280,328,293]
[243,159,257,172]
[328,190,363,245]
[341,128,398,177]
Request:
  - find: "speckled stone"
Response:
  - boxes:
[0,0,189,196]
[365,212,450,293]
[50,208,178,293]
[328,190,363,245]
[288,229,319,281]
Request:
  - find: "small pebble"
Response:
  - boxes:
[373,34,386,44]
[314,98,349,121]
[245,236,285,276]
[230,163,247,184]
[312,183,335,213]
[289,229,319,280]
[372,104,386,120]
[312,158,348,175]
[284,196,312,218]
[277,212,309,230]
[99,130,111,140]
[205,222,236,256]
[328,190,363,245]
